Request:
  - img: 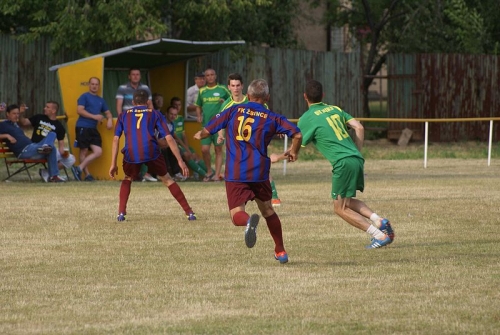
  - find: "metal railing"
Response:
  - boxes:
[281,117,500,174]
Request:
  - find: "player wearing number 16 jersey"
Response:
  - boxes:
[194,79,302,264]
[298,79,394,249]
[109,89,196,222]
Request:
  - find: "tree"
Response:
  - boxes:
[0,0,166,56]
[0,0,300,57]
[317,0,407,117]
[161,0,300,48]
[316,0,497,117]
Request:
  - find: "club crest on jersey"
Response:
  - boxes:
[213,93,220,97]
[216,113,221,118]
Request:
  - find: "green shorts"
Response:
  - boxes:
[331,156,365,199]
[179,146,196,155]
[201,133,224,146]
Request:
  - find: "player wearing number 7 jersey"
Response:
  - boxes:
[194,79,302,263]
[109,89,196,222]
[298,79,394,249]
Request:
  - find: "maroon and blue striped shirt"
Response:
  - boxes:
[114,105,170,163]
[206,101,300,182]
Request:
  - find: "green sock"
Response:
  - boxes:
[271,180,279,199]
[187,159,207,177]
[139,164,148,177]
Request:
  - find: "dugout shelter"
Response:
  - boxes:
[49,38,245,180]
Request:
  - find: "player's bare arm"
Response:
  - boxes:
[109,135,120,178]
[193,128,210,140]
[165,135,189,177]
[347,119,364,152]
[287,132,302,162]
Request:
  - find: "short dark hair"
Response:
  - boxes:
[133,89,149,105]
[305,80,323,103]
[6,104,19,113]
[227,73,243,85]
[170,96,181,105]
[152,93,163,110]
[47,101,59,112]
[129,67,141,74]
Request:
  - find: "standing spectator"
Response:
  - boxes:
[194,79,301,264]
[116,67,156,182]
[109,89,196,222]
[0,104,65,182]
[298,80,395,249]
[71,77,113,181]
[115,68,153,114]
[170,96,207,180]
[185,72,205,120]
[219,73,282,206]
[18,101,76,182]
[195,68,230,182]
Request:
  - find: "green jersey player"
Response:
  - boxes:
[298,80,395,249]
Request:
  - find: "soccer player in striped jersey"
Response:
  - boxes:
[194,79,302,264]
[219,73,283,206]
[109,89,196,222]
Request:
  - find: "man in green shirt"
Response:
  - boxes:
[195,68,230,182]
[298,80,395,249]
[170,97,207,180]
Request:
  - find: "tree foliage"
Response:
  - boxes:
[0,0,299,56]
[0,0,166,56]
[316,0,499,116]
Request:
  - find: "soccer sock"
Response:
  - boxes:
[366,225,386,240]
[270,180,279,199]
[119,180,132,214]
[370,213,381,226]
[197,159,208,171]
[168,183,192,214]
[139,164,148,178]
[265,213,285,253]
[187,159,207,177]
[232,211,250,226]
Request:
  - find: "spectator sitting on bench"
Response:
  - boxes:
[0,104,65,182]
[18,101,76,182]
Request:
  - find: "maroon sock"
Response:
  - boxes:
[168,182,192,214]
[119,180,131,214]
[232,211,250,226]
[265,212,285,253]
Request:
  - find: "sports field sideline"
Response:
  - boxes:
[1,159,499,334]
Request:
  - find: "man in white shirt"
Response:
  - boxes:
[185,72,205,120]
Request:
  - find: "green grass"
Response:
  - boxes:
[1,159,499,334]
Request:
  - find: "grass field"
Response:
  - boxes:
[1,154,499,334]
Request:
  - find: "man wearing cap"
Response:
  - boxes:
[185,72,206,120]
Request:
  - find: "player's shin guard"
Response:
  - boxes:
[119,179,132,214]
[265,212,285,253]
